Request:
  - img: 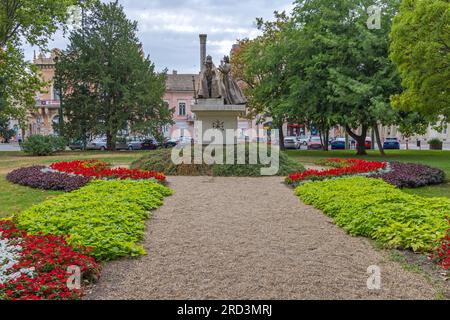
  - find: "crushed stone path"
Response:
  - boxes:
[87,176,436,300]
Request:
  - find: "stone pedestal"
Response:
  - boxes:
[191,99,246,144]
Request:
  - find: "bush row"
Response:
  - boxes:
[6,166,92,192]
[16,180,173,261]
[131,147,305,177]
[295,177,449,251]
[20,135,66,156]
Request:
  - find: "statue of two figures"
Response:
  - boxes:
[197,55,246,105]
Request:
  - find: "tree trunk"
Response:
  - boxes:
[278,123,285,150]
[345,124,367,156]
[320,127,329,151]
[106,132,115,151]
[373,123,385,156]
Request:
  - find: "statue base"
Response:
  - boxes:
[191,99,246,145]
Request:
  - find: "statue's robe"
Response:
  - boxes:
[197,63,222,99]
[219,63,247,105]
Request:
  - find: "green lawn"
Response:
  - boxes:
[1,149,449,219]
[0,150,148,218]
[286,149,450,198]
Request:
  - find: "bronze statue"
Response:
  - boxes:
[218,55,246,105]
[197,55,221,99]
[197,55,246,105]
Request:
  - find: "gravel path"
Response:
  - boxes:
[87,176,436,300]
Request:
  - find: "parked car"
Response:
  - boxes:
[140,139,159,150]
[68,140,83,150]
[331,138,346,150]
[356,137,372,150]
[307,136,323,150]
[162,137,178,148]
[127,138,145,150]
[284,136,300,149]
[177,136,194,146]
[86,139,128,151]
[298,136,309,147]
[383,137,400,149]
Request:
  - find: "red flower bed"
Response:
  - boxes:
[286,158,387,186]
[431,222,450,270]
[50,160,166,182]
[0,220,100,300]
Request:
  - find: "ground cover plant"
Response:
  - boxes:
[6,166,92,192]
[286,158,387,186]
[295,177,449,252]
[131,146,305,176]
[16,180,173,261]
[0,220,100,300]
[370,161,445,189]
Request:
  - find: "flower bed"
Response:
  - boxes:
[17,180,173,261]
[370,161,445,188]
[0,220,100,300]
[295,177,449,251]
[431,223,450,270]
[286,158,387,186]
[50,160,166,182]
[6,166,92,192]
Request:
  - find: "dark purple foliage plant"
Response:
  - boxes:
[6,166,92,192]
[371,162,445,188]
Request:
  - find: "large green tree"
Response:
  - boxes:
[232,12,294,149]
[0,0,86,130]
[390,0,450,122]
[55,0,172,150]
[289,0,402,155]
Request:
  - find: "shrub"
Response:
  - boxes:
[370,162,445,188]
[16,180,173,261]
[131,146,305,176]
[428,138,443,150]
[6,166,91,192]
[20,135,67,156]
[295,177,449,251]
[0,220,100,300]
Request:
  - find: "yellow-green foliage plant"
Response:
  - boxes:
[295,177,449,251]
[16,180,173,260]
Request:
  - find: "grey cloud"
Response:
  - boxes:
[24,0,294,73]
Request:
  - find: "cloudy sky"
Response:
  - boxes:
[24,0,294,74]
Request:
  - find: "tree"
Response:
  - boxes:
[390,0,450,122]
[0,0,82,47]
[289,0,402,155]
[232,12,294,149]
[0,44,44,125]
[55,0,172,150]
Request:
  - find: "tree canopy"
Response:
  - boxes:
[55,0,172,150]
[390,0,450,122]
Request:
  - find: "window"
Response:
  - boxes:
[53,84,60,101]
[179,102,186,116]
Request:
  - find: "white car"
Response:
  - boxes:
[284,136,300,149]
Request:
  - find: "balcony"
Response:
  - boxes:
[36,100,60,108]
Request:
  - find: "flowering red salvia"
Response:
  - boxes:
[50,160,166,182]
[431,221,450,270]
[286,158,387,185]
